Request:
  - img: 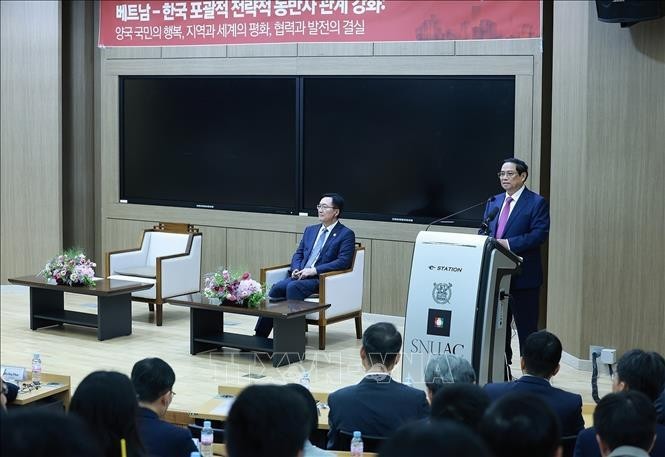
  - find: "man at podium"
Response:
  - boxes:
[255,193,355,338]
[482,158,550,364]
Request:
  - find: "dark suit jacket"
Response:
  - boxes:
[327,374,430,450]
[483,375,584,436]
[290,222,356,275]
[481,187,549,289]
[574,424,665,457]
[136,407,197,457]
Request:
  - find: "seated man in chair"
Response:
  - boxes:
[255,193,355,338]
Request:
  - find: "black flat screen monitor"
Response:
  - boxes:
[302,76,516,226]
[120,76,298,213]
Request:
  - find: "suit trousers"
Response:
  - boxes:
[505,287,540,362]
[254,277,319,337]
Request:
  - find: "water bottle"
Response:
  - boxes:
[299,371,311,390]
[350,431,363,457]
[31,353,42,385]
[200,420,213,457]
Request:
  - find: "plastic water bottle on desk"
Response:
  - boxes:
[200,420,213,457]
[350,431,363,457]
[299,371,311,390]
[31,353,42,385]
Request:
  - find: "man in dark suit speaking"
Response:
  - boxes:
[482,158,550,362]
[255,192,356,338]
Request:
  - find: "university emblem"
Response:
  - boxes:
[432,282,452,305]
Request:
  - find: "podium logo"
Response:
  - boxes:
[427,309,452,337]
[428,265,463,272]
[432,282,452,305]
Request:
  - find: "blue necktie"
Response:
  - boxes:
[304,228,328,268]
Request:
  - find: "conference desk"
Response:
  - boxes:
[190,393,330,431]
[168,293,330,367]
[8,276,153,340]
[211,443,377,457]
[8,372,71,410]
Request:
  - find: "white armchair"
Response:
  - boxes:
[261,245,365,350]
[105,222,202,326]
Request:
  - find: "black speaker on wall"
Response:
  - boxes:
[596,0,665,27]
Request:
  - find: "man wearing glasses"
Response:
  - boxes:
[481,158,550,367]
[255,193,356,338]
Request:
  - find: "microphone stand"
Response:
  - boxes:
[425,198,493,232]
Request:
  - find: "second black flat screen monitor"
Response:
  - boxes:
[303,76,515,224]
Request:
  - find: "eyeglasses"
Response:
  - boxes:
[316,205,337,211]
[170,390,176,396]
[497,171,518,178]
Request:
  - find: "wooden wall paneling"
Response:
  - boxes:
[227,43,297,58]
[550,2,665,357]
[226,229,297,280]
[296,55,533,76]
[370,240,415,317]
[161,46,227,58]
[515,74,535,189]
[0,1,62,282]
[373,41,454,56]
[357,237,372,313]
[297,42,373,56]
[454,38,541,56]
[548,0,590,357]
[104,47,162,59]
[198,225,227,286]
[579,12,665,355]
[62,0,95,259]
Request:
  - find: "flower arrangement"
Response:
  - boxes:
[40,248,96,287]
[202,269,266,308]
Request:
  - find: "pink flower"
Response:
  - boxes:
[241,272,250,280]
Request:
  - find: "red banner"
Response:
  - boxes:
[98,0,540,47]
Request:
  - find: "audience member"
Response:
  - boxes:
[484,330,584,436]
[575,349,665,457]
[226,384,309,457]
[431,383,490,431]
[480,392,562,457]
[131,357,197,457]
[1,378,18,410]
[69,370,145,457]
[285,383,335,457]
[0,408,102,456]
[594,391,657,457]
[423,354,476,402]
[378,420,492,457]
[656,388,665,424]
[327,322,430,450]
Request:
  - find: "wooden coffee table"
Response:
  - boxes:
[168,293,330,367]
[8,276,153,341]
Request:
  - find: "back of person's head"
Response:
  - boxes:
[594,390,657,454]
[69,371,144,457]
[284,383,318,438]
[321,192,344,216]
[521,330,562,378]
[0,408,102,456]
[480,393,561,457]
[424,354,476,396]
[379,420,492,457]
[226,384,309,457]
[361,322,402,369]
[615,349,665,402]
[131,357,176,403]
[431,383,490,431]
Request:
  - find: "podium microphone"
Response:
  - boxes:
[425,197,495,232]
[480,205,500,236]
